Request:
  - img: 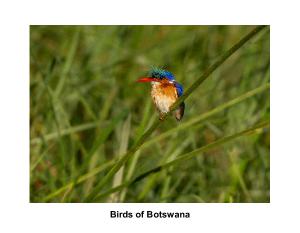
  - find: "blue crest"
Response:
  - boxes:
[149,67,175,81]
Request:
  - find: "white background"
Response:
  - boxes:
[0,0,300,232]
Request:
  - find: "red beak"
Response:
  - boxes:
[136,77,160,83]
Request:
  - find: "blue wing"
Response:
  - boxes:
[174,82,183,97]
[174,82,185,121]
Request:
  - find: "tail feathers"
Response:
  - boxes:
[174,102,185,121]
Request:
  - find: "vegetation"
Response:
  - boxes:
[30,25,270,202]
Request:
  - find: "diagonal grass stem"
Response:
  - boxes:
[93,120,270,201]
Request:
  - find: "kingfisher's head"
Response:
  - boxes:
[136,67,185,121]
[136,67,175,84]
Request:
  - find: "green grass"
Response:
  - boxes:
[30,25,270,203]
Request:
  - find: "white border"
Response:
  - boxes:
[1,0,300,232]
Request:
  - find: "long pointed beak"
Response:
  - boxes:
[136,77,160,83]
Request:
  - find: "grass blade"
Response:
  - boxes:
[109,115,132,202]
[54,28,80,97]
[42,159,115,202]
[31,121,102,145]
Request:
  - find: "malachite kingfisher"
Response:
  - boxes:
[137,67,185,121]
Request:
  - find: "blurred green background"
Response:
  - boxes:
[30,25,270,203]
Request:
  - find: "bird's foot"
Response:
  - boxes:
[159,113,166,121]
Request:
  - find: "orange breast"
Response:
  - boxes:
[151,81,178,113]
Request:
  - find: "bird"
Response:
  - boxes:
[136,67,185,121]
